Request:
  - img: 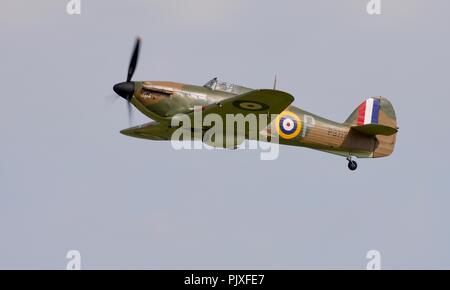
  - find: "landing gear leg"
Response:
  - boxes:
[346,156,358,171]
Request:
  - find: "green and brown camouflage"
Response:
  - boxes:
[121,78,398,162]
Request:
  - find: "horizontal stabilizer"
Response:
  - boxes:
[351,124,397,136]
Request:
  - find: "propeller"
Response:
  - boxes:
[113,37,141,126]
[127,38,140,82]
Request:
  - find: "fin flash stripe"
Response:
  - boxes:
[357,98,380,125]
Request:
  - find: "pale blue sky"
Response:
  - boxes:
[0,0,449,269]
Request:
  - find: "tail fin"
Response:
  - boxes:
[345,97,398,158]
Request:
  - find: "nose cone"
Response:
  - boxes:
[113,81,135,99]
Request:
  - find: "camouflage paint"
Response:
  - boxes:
[122,80,398,159]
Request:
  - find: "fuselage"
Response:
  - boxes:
[127,80,376,158]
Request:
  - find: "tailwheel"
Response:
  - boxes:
[346,156,358,171]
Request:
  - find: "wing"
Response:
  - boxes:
[192,89,294,118]
[120,121,174,140]
[121,90,294,145]
[178,89,294,148]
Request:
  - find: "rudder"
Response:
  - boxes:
[345,97,398,158]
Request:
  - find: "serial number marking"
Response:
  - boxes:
[327,128,345,138]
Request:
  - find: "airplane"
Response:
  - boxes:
[112,38,398,170]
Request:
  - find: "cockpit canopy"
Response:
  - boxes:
[203,77,252,95]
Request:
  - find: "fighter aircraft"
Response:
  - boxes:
[112,38,398,170]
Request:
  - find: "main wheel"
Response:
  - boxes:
[348,160,358,171]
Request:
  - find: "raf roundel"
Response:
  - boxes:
[232,100,269,111]
[276,111,302,139]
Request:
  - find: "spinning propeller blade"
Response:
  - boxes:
[113,37,141,125]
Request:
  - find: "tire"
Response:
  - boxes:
[348,160,358,171]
